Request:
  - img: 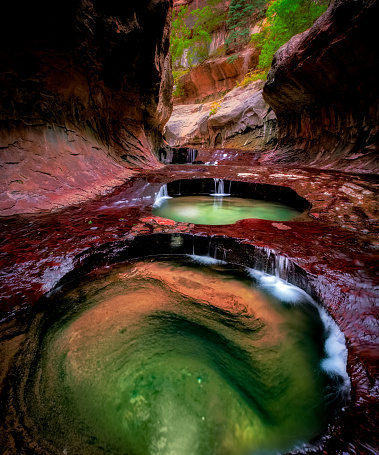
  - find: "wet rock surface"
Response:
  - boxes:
[0,155,378,454]
[0,0,379,452]
[0,0,173,216]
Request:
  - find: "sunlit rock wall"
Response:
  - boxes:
[262,0,379,173]
[175,47,260,104]
[0,0,173,215]
[165,81,277,149]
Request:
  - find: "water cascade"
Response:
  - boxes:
[212,178,231,196]
[159,148,174,164]
[187,149,197,163]
[154,184,171,207]
[1,255,349,455]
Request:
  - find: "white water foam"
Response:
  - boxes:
[211,178,231,197]
[248,268,350,396]
[153,184,172,208]
[189,254,226,265]
[187,149,197,163]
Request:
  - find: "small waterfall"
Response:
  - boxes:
[262,247,293,281]
[153,184,171,207]
[159,149,173,164]
[187,149,197,164]
[212,178,230,196]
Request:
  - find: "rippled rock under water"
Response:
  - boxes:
[0,257,349,455]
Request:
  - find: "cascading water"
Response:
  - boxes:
[159,149,174,164]
[212,178,231,196]
[0,255,349,455]
[187,149,197,164]
[153,184,171,208]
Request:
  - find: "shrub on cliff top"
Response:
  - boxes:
[252,0,328,70]
[225,0,267,52]
[170,1,227,68]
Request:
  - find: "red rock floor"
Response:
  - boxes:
[0,162,378,454]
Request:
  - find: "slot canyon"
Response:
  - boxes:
[0,1,378,455]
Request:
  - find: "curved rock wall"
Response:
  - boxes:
[0,0,173,215]
[262,0,379,173]
[165,81,277,150]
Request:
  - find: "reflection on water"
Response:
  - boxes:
[0,257,349,455]
[153,196,302,224]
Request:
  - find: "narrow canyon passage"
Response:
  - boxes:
[0,0,378,453]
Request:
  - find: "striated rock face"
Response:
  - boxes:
[175,47,260,104]
[165,81,277,149]
[208,83,277,149]
[0,0,173,215]
[262,0,379,173]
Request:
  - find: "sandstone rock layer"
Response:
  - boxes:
[262,0,379,173]
[166,81,277,150]
[175,47,260,104]
[0,0,173,215]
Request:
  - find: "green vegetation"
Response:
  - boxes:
[172,68,190,97]
[170,0,329,95]
[252,0,328,70]
[170,6,191,66]
[208,101,222,116]
[226,53,239,64]
[170,1,226,68]
[236,69,268,87]
[225,0,267,52]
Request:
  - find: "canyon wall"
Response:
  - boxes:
[174,47,260,104]
[262,0,379,173]
[0,0,173,215]
[165,81,277,150]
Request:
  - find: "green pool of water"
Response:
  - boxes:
[11,257,347,455]
[153,196,303,224]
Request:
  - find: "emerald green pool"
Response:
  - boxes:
[153,195,302,224]
[16,257,347,455]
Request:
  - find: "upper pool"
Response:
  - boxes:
[152,179,309,225]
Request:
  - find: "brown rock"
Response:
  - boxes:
[262,0,379,173]
[165,81,277,149]
[175,47,260,104]
[0,0,173,215]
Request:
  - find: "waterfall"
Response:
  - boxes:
[153,184,171,207]
[212,178,230,196]
[159,149,173,164]
[187,149,197,163]
[261,247,294,282]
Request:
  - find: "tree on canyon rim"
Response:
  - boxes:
[252,0,329,70]
[171,0,227,68]
[225,0,267,52]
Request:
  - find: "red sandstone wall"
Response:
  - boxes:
[262,0,379,173]
[0,0,173,215]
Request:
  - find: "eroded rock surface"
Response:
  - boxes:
[165,81,277,149]
[0,164,378,454]
[0,0,173,215]
[262,0,379,173]
[175,47,260,104]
